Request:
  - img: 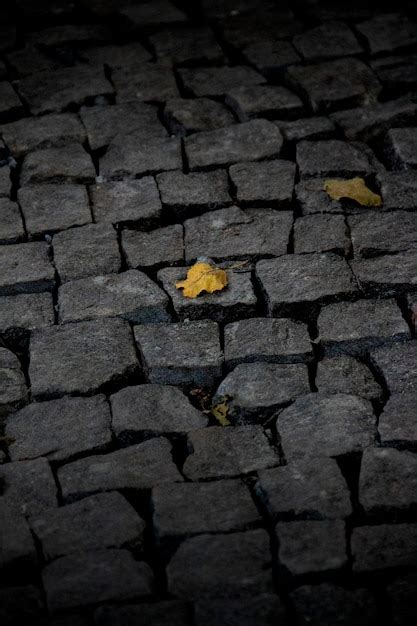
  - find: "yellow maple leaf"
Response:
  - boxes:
[210,401,231,426]
[324,177,382,207]
[175,262,228,298]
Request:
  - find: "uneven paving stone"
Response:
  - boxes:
[185,119,283,170]
[387,573,417,626]
[349,211,417,257]
[29,318,138,398]
[295,177,350,216]
[277,520,347,575]
[164,98,235,136]
[100,134,181,179]
[408,293,417,332]
[6,395,112,463]
[152,479,260,540]
[278,116,336,143]
[0,347,27,415]
[0,165,11,197]
[43,549,153,612]
[316,356,383,402]
[293,20,363,61]
[134,321,223,387]
[318,299,410,356]
[1,113,85,158]
[294,214,350,255]
[356,13,417,55]
[257,456,352,521]
[0,585,43,626]
[220,10,302,45]
[53,224,121,283]
[185,207,292,263]
[0,457,57,516]
[179,65,265,98]
[20,145,96,185]
[359,447,417,515]
[242,39,300,79]
[7,45,60,78]
[385,127,417,170]
[194,594,286,626]
[156,169,231,218]
[119,0,187,28]
[25,23,110,47]
[31,492,145,561]
[0,242,54,295]
[0,292,53,340]
[351,250,417,296]
[167,530,272,599]
[214,362,310,424]
[83,42,152,69]
[371,54,417,92]
[15,66,113,115]
[123,225,183,271]
[225,85,303,122]
[0,81,24,121]
[0,508,38,569]
[369,341,417,394]
[110,384,207,443]
[379,392,417,446]
[331,97,417,142]
[377,171,417,211]
[290,584,378,626]
[90,177,162,227]
[256,253,358,317]
[58,270,170,324]
[277,393,376,461]
[287,58,380,113]
[150,26,224,65]
[58,437,182,501]
[94,601,190,626]
[229,159,296,207]
[351,523,417,572]
[0,198,24,243]
[18,184,91,237]
[158,266,257,323]
[113,63,179,104]
[297,139,373,178]
[224,318,312,368]
[183,426,279,480]
[80,103,166,152]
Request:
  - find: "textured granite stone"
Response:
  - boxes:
[179,65,265,98]
[369,341,417,394]
[164,98,234,136]
[378,393,417,446]
[0,242,55,296]
[0,198,24,243]
[90,177,162,227]
[229,159,296,207]
[122,225,183,270]
[316,356,383,402]
[352,523,417,572]
[0,457,57,516]
[113,63,179,104]
[20,145,96,185]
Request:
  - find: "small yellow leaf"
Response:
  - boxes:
[210,401,231,426]
[324,177,382,207]
[176,262,228,299]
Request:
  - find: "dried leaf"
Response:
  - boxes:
[176,262,228,298]
[324,177,382,207]
[211,401,231,426]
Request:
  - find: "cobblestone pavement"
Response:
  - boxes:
[1,0,417,624]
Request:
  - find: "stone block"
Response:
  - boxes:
[90,177,162,227]
[164,98,235,136]
[123,225,183,270]
[316,356,383,402]
[229,159,295,207]
[294,214,350,255]
[0,242,55,296]
[20,144,96,185]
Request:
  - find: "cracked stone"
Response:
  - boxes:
[225,85,304,122]
[0,242,55,296]
[385,127,417,170]
[185,119,283,170]
[185,207,292,263]
[316,356,383,402]
[277,520,347,575]
[256,253,358,317]
[224,318,312,368]
[297,139,373,178]
[379,392,417,445]
[0,198,24,243]
[213,362,310,424]
[113,63,179,104]
[183,426,279,480]
[0,81,24,122]
[278,116,336,143]
[356,13,417,55]
[90,177,162,227]
[43,549,153,612]
[351,250,417,296]
[29,318,138,398]
[150,26,224,65]
[277,393,376,461]
[122,225,183,271]
[58,437,182,501]
[134,321,223,387]
[318,299,410,356]
[110,384,207,443]
[0,457,57,516]
[293,21,363,61]
[294,214,350,255]
[229,159,295,207]
[53,224,120,283]
[6,395,112,463]
[18,184,91,237]
[31,492,145,561]
[20,145,96,185]
[58,270,170,324]
[256,457,352,520]
[349,211,417,257]
[179,65,265,98]
[352,523,417,572]
[167,530,272,599]
[163,97,235,136]
[158,266,257,324]
[94,601,189,626]
[369,341,417,394]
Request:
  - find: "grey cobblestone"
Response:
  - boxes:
[278,116,335,143]
[297,139,373,178]
[164,98,235,136]
[0,457,58,516]
[194,594,286,626]
[225,85,304,121]
[350,250,417,296]
[294,214,350,255]
[123,225,184,271]
[229,159,295,207]
[20,145,96,185]
[293,21,362,61]
[0,292,54,338]
[150,27,224,65]
[369,340,417,394]
[352,523,417,572]
[94,601,189,626]
[387,574,417,626]
[113,63,179,104]
[156,170,231,218]
[316,356,383,402]
[90,177,162,227]
[0,198,24,243]
[378,392,417,445]
[0,242,55,296]
[179,65,264,98]
[0,508,37,569]
[349,210,417,257]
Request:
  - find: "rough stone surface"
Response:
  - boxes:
[150,26,223,65]
[179,65,265,98]
[164,98,235,136]
[58,437,182,501]
[316,356,383,402]
[294,214,350,255]
[279,116,336,143]
[352,523,417,572]
[0,508,38,569]
[29,318,138,398]
[378,392,417,445]
[0,198,24,243]
[90,177,162,227]
[349,210,417,257]
[0,292,54,337]
[20,145,96,185]
[297,139,373,178]
[6,395,112,463]
[385,127,417,170]
[134,321,223,387]
[369,341,417,394]
[377,171,417,211]
[229,159,296,207]
[0,241,54,296]
[113,63,179,104]
[194,594,286,626]
[0,81,24,121]
[110,384,207,443]
[156,170,231,218]
[387,574,417,626]
[0,166,11,197]
[0,457,57,516]
[1,344,28,414]
[356,13,417,55]
[94,601,190,626]
[293,21,362,61]
[242,39,300,78]
[225,85,304,122]
[123,225,183,270]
